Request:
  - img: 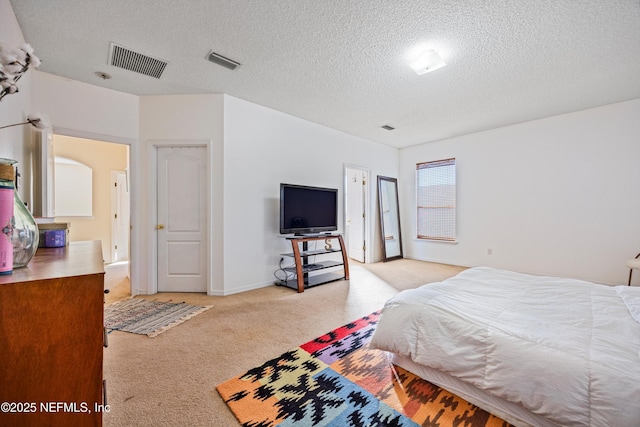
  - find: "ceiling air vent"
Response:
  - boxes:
[108,43,168,79]
[205,50,241,70]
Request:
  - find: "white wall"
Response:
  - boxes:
[400,98,640,285]
[221,95,399,294]
[139,94,225,295]
[33,71,139,142]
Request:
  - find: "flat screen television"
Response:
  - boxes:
[279,183,338,235]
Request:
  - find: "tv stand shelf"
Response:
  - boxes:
[277,234,350,292]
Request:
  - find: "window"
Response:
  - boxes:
[416,158,456,241]
[54,157,93,217]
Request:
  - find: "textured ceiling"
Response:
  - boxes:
[9,0,640,148]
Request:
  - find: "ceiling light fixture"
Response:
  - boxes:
[409,50,446,75]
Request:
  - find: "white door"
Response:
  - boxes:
[346,168,366,262]
[111,171,130,262]
[157,146,208,292]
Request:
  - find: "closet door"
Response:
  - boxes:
[156,146,208,293]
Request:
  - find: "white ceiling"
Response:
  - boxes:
[9,0,640,148]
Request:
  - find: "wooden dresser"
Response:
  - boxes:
[0,241,105,427]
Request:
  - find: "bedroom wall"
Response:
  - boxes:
[399,98,640,285]
[139,94,225,295]
[222,95,399,294]
[32,71,139,142]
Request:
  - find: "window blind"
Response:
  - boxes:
[416,158,456,241]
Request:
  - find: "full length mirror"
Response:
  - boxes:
[377,176,403,261]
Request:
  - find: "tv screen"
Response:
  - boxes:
[280,183,338,235]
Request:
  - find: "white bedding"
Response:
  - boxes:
[369,267,640,426]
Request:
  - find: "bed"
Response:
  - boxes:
[369,267,640,427]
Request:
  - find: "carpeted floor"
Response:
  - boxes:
[361,259,466,292]
[217,311,510,427]
[102,259,467,426]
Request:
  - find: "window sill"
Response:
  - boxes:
[415,238,458,244]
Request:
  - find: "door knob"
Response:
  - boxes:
[156,224,165,230]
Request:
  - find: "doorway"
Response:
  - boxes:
[344,165,370,263]
[111,170,130,263]
[51,133,131,294]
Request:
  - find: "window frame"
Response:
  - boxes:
[416,158,456,242]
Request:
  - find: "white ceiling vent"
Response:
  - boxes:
[205,50,241,70]
[108,43,168,79]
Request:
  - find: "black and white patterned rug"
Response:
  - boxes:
[104,298,212,337]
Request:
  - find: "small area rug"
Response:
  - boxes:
[217,311,511,427]
[104,298,212,337]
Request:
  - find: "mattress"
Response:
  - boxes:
[369,267,640,426]
[391,353,558,427]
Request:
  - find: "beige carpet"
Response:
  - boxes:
[102,259,464,427]
[362,258,467,291]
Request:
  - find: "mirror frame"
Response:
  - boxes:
[377,175,403,262]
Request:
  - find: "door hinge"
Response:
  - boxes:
[114,213,117,219]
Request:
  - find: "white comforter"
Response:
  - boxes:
[369,267,640,426]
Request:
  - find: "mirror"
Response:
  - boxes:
[377,176,403,261]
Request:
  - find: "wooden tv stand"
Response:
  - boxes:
[278,234,350,292]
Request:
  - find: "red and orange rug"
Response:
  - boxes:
[217,311,511,426]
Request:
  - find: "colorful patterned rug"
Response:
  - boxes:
[104,298,212,337]
[217,311,511,426]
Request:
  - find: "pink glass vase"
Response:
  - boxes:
[12,188,39,268]
[0,158,39,270]
[0,159,14,274]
